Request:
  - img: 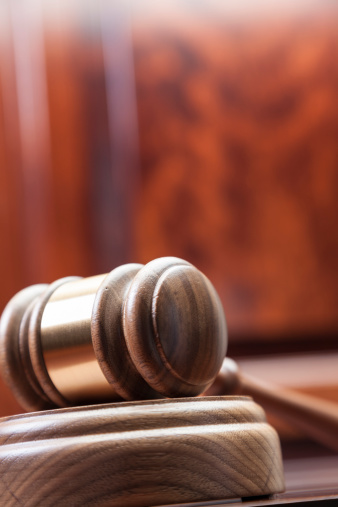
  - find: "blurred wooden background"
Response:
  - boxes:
[0,0,337,438]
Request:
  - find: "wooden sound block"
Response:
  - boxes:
[0,396,284,507]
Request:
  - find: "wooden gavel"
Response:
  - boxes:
[1,257,337,451]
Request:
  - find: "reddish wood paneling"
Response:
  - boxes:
[0,1,338,415]
[133,2,338,340]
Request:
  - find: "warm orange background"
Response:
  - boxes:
[0,0,337,416]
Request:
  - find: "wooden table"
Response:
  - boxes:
[163,450,338,506]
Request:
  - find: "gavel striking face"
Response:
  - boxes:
[0,257,227,411]
[2,256,338,454]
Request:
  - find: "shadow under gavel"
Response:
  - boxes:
[1,256,337,452]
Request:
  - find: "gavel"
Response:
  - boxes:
[1,256,337,451]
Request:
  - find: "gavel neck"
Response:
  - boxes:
[204,358,242,396]
[206,357,338,453]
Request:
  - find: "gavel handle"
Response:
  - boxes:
[205,358,338,452]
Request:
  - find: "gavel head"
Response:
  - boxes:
[0,257,227,412]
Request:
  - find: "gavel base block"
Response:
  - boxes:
[0,396,284,506]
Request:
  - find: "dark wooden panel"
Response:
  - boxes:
[133,1,338,341]
[1,0,338,418]
[1,1,338,340]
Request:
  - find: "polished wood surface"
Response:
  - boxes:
[0,258,227,410]
[206,359,338,453]
[0,397,284,507]
[122,257,227,398]
[165,492,338,506]
[92,264,143,401]
[237,353,338,441]
[0,284,50,412]
[1,258,337,455]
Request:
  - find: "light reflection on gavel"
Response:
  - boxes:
[1,257,337,451]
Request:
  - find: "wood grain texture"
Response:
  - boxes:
[18,296,53,409]
[0,258,228,409]
[2,257,337,454]
[91,262,158,401]
[0,396,284,506]
[124,257,227,398]
[0,285,50,412]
